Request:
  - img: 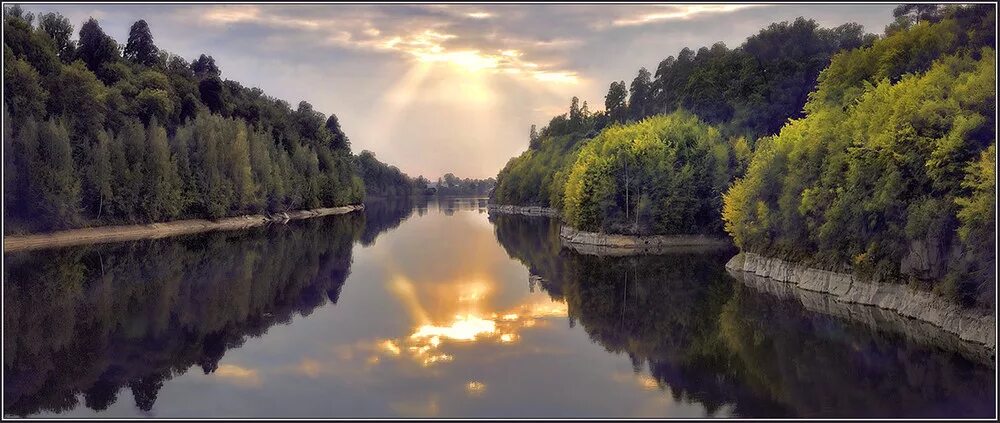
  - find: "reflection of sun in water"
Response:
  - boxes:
[466,381,487,396]
[376,275,568,367]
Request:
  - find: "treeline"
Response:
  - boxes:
[493,16,876,208]
[3,6,365,232]
[432,173,496,196]
[355,150,421,198]
[723,5,996,307]
[355,150,495,198]
[493,4,996,307]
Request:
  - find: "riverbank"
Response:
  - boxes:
[3,205,365,252]
[731,268,995,366]
[726,252,996,356]
[486,204,559,217]
[559,225,731,251]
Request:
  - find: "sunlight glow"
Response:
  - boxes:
[466,381,487,395]
[374,273,571,368]
[412,314,497,341]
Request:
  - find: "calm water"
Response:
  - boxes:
[3,197,995,418]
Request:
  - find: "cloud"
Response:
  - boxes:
[18,3,899,179]
[609,4,765,27]
[466,12,493,19]
[195,5,580,85]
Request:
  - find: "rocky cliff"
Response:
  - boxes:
[726,252,996,358]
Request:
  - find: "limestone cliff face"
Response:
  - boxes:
[726,252,996,356]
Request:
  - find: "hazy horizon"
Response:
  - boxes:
[19,3,898,178]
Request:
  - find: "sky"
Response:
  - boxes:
[20,3,899,179]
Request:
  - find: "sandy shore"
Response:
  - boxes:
[3,205,364,252]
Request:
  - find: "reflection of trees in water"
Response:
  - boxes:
[489,213,568,301]
[437,197,488,216]
[359,196,427,247]
[490,215,993,418]
[3,214,364,417]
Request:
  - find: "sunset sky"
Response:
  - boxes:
[20,3,898,178]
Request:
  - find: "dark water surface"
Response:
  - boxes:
[3,197,995,418]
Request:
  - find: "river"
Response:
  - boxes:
[3,197,994,418]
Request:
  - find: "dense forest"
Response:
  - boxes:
[722,5,996,307]
[493,16,876,208]
[560,112,739,235]
[3,6,371,233]
[492,4,996,307]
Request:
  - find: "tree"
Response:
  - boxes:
[137,89,173,124]
[605,81,628,124]
[529,124,540,149]
[191,54,220,79]
[123,20,159,67]
[569,96,583,129]
[3,8,60,76]
[3,58,48,121]
[76,18,120,78]
[82,129,113,219]
[47,61,107,141]
[37,12,75,62]
[325,114,350,151]
[32,119,81,229]
[198,76,226,114]
[627,67,652,122]
[144,120,182,220]
[3,4,33,26]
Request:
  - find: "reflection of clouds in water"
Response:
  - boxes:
[213,364,262,388]
[389,395,441,417]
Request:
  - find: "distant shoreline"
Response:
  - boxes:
[3,205,364,253]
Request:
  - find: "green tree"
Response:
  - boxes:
[627,67,652,122]
[123,19,159,67]
[198,76,225,114]
[47,60,107,140]
[3,58,48,121]
[37,12,75,62]
[76,18,120,80]
[605,81,628,124]
[31,119,81,229]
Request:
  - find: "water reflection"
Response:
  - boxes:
[3,199,993,418]
[490,213,995,418]
[3,207,408,417]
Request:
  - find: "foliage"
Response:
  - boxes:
[561,112,735,235]
[722,10,995,307]
[492,95,606,207]
[495,16,878,209]
[433,173,496,196]
[355,150,415,198]
[3,9,369,232]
